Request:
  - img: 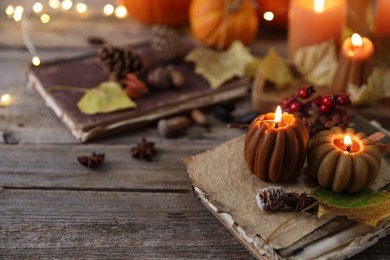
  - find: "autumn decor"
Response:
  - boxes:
[77,153,105,169]
[120,0,192,25]
[189,0,259,49]
[308,127,382,193]
[281,85,351,136]
[244,106,309,182]
[131,137,157,161]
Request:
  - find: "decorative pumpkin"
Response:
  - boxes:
[308,127,382,192]
[189,0,259,49]
[257,0,289,28]
[244,111,309,182]
[120,0,192,25]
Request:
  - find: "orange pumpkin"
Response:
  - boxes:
[257,0,289,28]
[189,0,259,49]
[120,0,192,25]
[308,127,382,192]
[244,112,309,182]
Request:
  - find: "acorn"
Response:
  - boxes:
[147,67,171,90]
[158,116,191,138]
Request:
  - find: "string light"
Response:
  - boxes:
[40,14,50,23]
[75,3,87,14]
[5,5,14,17]
[0,94,13,107]
[103,4,114,16]
[263,11,274,21]
[61,0,73,10]
[13,5,24,22]
[114,6,127,18]
[48,0,61,9]
[32,2,43,13]
[32,56,41,66]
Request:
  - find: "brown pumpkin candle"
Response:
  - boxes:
[244,106,309,182]
[308,127,382,192]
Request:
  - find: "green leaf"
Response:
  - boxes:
[77,81,137,115]
[259,47,293,86]
[313,187,390,226]
[185,41,254,89]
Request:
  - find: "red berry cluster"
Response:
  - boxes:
[280,86,351,136]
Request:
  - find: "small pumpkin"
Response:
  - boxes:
[308,127,382,192]
[244,112,309,182]
[189,0,259,49]
[120,0,192,25]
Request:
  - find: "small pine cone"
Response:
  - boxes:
[151,25,183,61]
[256,187,288,211]
[98,44,146,81]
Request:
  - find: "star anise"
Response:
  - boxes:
[284,192,318,212]
[77,152,105,169]
[131,137,156,161]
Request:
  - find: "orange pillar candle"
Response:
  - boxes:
[244,106,309,182]
[288,0,347,59]
[331,33,374,94]
[374,0,390,36]
[308,127,382,192]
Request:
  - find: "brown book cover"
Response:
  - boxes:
[26,36,250,142]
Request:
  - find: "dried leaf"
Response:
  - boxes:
[294,40,338,87]
[259,48,293,87]
[347,68,386,105]
[185,41,254,89]
[244,57,262,78]
[77,81,136,115]
[313,188,390,227]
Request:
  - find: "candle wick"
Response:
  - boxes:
[275,122,279,129]
[346,146,351,152]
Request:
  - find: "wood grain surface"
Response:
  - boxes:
[0,4,389,259]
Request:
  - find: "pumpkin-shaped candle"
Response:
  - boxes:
[308,127,382,192]
[244,106,309,182]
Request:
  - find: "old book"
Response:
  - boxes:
[26,36,250,142]
[184,129,390,259]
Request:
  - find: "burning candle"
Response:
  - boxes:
[244,106,309,182]
[288,0,347,59]
[331,33,374,94]
[0,94,13,107]
[308,127,382,192]
[374,0,390,36]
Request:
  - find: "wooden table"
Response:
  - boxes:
[0,2,389,258]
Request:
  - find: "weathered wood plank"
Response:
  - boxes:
[0,189,253,259]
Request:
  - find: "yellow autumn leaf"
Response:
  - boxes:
[294,40,338,87]
[313,188,390,227]
[77,81,137,115]
[347,68,386,105]
[185,41,254,89]
[245,57,262,78]
[259,47,293,87]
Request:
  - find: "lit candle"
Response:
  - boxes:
[331,33,374,94]
[0,94,13,107]
[308,127,382,192]
[374,0,390,36]
[244,106,309,182]
[288,0,347,59]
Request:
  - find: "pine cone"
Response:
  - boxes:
[256,187,288,211]
[151,25,183,61]
[97,44,146,81]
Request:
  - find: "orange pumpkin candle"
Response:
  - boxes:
[244,106,309,182]
[308,127,382,192]
[331,33,374,94]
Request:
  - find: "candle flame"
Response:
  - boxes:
[314,0,325,13]
[351,33,363,47]
[344,135,352,147]
[274,106,282,124]
[263,11,274,21]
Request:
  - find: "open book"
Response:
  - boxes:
[26,36,250,142]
